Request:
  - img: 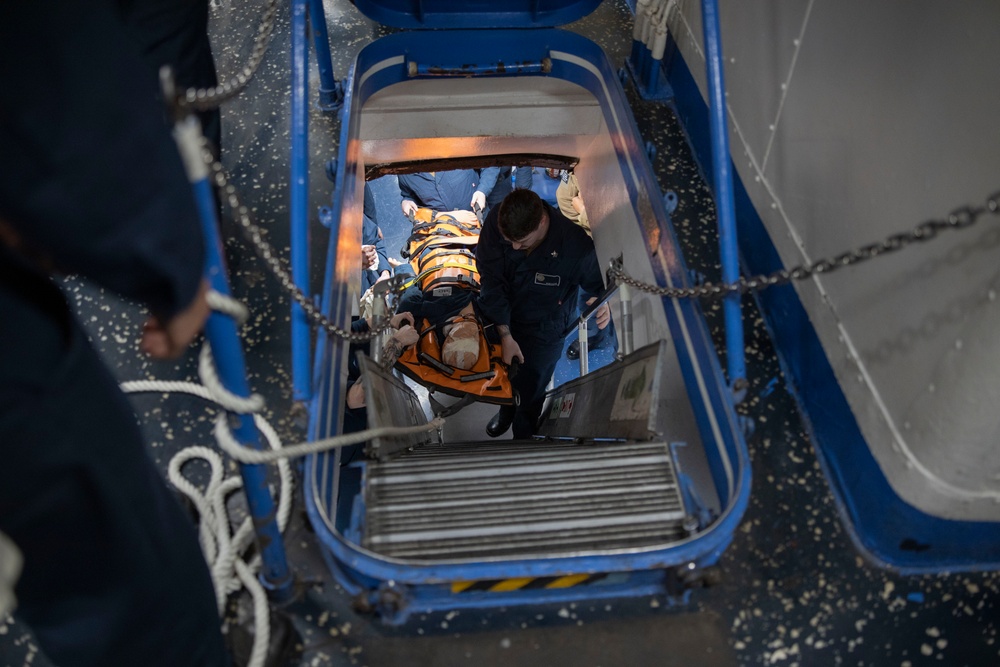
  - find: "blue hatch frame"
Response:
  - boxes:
[301,27,752,620]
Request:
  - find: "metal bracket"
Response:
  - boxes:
[317,78,346,112]
[623,42,675,101]
[663,190,679,216]
[317,205,334,229]
[730,376,749,405]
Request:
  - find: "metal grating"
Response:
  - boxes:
[362,440,688,560]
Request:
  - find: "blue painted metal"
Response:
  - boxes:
[191,172,294,601]
[350,0,603,29]
[661,25,1000,573]
[308,0,344,110]
[302,27,753,619]
[664,190,678,215]
[624,39,674,101]
[644,140,657,163]
[290,0,312,401]
[317,205,334,229]
[409,59,550,77]
[302,55,359,594]
[362,570,694,625]
[699,0,745,389]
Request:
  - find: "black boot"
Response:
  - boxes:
[486,405,516,437]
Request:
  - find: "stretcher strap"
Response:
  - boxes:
[422,273,480,292]
[399,262,481,291]
[407,234,478,260]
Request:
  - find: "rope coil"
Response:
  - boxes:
[123,296,447,666]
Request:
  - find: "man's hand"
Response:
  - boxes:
[401,199,418,218]
[362,244,378,270]
[501,336,524,365]
[571,195,586,218]
[140,279,211,359]
[381,324,419,364]
[392,324,419,348]
[471,191,486,213]
[390,312,415,329]
[498,325,524,365]
[586,296,611,330]
[446,209,479,226]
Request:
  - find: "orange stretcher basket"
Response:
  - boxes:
[394,316,516,408]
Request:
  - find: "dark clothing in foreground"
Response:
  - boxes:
[0,2,227,665]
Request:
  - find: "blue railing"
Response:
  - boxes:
[173,115,294,601]
[699,0,745,388]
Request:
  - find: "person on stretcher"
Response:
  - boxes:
[390,207,516,407]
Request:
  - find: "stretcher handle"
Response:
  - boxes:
[472,201,484,226]
[399,210,417,258]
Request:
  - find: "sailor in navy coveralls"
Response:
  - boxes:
[476,189,612,438]
[398,168,501,217]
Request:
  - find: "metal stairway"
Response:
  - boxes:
[361,439,689,561]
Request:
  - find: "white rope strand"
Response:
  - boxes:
[214,417,446,464]
[123,289,444,667]
[198,345,265,414]
[207,288,250,324]
[166,444,272,667]
[122,300,280,667]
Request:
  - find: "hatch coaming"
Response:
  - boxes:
[350,0,603,30]
[358,75,604,166]
[304,26,751,586]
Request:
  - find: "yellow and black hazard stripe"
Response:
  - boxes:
[450,573,608,594]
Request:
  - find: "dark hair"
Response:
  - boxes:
[498,189,545,241]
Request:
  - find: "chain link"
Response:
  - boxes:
[179,0,280,112]
[610,191,1000,300]
[172,1,395,343]
[201,140,398,343]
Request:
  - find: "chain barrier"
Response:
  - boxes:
[163,0,394,344]
[178,0,281,112]
[200,140,400,343]
[610,191,1000,299]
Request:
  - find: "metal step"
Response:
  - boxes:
[362,440,688,561]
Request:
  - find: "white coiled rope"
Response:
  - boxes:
[123,343,285,667]
[121,290,285,667]
[121,290,443,667]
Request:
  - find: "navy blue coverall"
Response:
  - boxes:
[485,167,534,211]
[398,169,501,213]
[476,203,607,438]
[0,3,227,665]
